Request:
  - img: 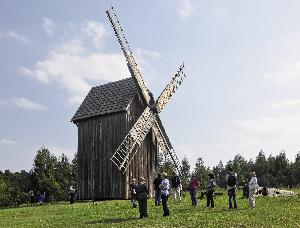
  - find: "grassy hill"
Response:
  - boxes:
[0,189,299,227]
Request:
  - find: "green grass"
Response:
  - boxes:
[0,189,299,227]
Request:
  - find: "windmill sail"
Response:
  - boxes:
[106,7,152,106]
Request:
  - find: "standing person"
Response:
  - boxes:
[225,167,238,209]
[205,173,216,208]
[29,190,35,206]
[39,192,46,205]
[136,177,148,219]
[69,186,76,204]
[160,173,170,216]
[153,173,162,206]
[248,172,259,209]
[129,178,138,208]
[188,175,200,206]
[170,172,182,205]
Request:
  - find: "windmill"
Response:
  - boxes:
[72,7,186,200]
[106,6,186,175]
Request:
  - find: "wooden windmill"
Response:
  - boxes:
[71,7,186,200]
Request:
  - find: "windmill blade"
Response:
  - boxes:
[106,7,152,106]
[156,63,186,113]
[110,107,156,172]
[152,116,182,175]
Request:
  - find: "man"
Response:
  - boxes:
[170,172,181,204]
[129,178,138,208]
[136,177,148,218]
[153,173,162,206]
[205,173,216,208]
[225,167,238,209]
[160,173,170,216]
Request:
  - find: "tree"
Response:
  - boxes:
[212,160,226,187]
[193,157,210,187]
[291,152,300,187]
[158,152,176,176]
[32,147,59,201]
[180,156,191,190]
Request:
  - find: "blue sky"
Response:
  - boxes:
[1,0,300,171]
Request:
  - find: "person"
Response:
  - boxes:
[39,192,45,205]
[69,186,76,204]
[153,173,162,206]
[205,173,216,208]
[188,175,200,206]
[225,167,238,209]
[129,178,138,208]
[248,171,259,209]
[29,190,35,206]
[160,173,170,216]
[170,172,182,204]
[136,177,148,219]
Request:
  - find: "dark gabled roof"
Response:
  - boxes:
[71,77,137,122]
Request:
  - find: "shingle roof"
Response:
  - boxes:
[71,77,137,122]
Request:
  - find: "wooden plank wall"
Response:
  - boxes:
[76,94,159,200]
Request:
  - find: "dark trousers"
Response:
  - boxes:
[154,190,161,206]
[138,199,148,218]
[228,188,237,208]
[161,194,170,216]
[190,189,197,206]
[30,196,34,205]
[206,191,214,207]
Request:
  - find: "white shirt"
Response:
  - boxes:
[248,176,258,190]
[160,178,170,196]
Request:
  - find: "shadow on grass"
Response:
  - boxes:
[86,217,139,225]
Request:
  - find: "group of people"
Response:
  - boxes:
[28,190,46,206]
[130,167,259,218]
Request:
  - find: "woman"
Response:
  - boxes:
[248,171,259,209]
[160,173,170,216]
[189,175,200,206]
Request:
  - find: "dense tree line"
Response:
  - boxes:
[160,150,300,190]
[0,147,77,206]
[1,147,300,206]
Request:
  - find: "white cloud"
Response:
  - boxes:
[0,139,16,145]
[43,17,55,36]
[136,48,160,59]
[272,99,300,108]
[82,20,106,48]
[0,31,30,43]
[12,97,47,111]
[178,0,194,19]
[21,21,129,105]
[264,59,300,86]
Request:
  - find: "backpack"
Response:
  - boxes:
[227,173,237,187]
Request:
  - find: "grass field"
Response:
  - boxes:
[0,189,299,227]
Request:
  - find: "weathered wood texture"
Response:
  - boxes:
[75,94,158,200]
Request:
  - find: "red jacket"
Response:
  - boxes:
[189,178,200,190]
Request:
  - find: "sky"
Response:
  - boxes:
[1,0,300,172]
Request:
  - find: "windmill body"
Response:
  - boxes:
[72,7,186,200]
[72,78,159,199]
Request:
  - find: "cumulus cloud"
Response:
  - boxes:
[82,20,106,48]
[43,17,55,36]
[264,59,300,86]
[0,31,30,43]
[272,99,300,108]
[12,97,47,111]
[178,0,194,19]
[20,21,136,105]
[0,139,16,145]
